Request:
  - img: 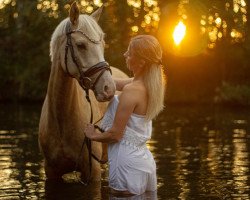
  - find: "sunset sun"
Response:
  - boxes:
[173,21,186,45]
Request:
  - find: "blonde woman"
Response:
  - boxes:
[84,35,166,196]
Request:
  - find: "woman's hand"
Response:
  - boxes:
[84,123,119,143]
[84,123,96,139]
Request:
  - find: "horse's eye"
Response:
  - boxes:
[77,43,87,50]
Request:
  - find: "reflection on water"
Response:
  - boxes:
[0,103,250,199]
[0,104,45,199]
[152,105,250,199]
[232,128,249,199]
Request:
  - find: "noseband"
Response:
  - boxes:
[64,21,111,93]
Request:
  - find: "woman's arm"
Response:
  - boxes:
[113,78,133,91]
[84,125,121,143]
[84,84,138,143]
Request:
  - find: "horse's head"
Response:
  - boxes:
[50,2,115,102]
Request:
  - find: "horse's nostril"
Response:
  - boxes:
[104,85,109,92]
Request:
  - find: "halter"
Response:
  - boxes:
[64,21,108,185]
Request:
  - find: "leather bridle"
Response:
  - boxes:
[64,21,111,94]
[64,21,109,185]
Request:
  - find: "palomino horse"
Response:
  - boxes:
[39,2,127,182]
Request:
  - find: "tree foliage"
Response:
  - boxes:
[0,0,249,104]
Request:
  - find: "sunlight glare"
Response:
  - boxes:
[233,3,240,13]
[215,17,222,26]
[241,0,246,7]
[173,21,186,45]
[131,25,139,32]
[4,0,11,4]
[0,0,11,9]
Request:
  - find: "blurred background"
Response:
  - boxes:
[0,0,249,105]
[0,1,250,199]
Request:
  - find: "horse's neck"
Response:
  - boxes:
[47,63,87,122]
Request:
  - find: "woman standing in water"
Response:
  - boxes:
[84,35,166,196]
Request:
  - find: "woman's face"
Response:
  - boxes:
[124,44,141,71]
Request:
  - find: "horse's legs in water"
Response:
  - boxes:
[80,160,101,182]
[44,160,63,180]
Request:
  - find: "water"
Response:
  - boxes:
[0,103,249,199]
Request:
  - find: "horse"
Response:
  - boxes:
[39,2,127,183]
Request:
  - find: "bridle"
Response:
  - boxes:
[64,21,109,185]
[64,21,111,96]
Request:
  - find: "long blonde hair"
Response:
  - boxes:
[130,35,166,121]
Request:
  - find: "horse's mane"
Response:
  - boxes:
[50,14,104,62]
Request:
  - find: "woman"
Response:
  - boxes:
[84,35,166,196]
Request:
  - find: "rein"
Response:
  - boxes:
[64,21,109,185]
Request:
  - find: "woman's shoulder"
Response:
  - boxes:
[123,80,146,93]
[121,81,147,102]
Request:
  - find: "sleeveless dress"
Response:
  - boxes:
[101,95,157,195]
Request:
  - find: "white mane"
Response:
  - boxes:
[50,14,104,62]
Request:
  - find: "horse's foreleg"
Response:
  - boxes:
[91,160,102,182]
[80,159,101,182]
[44,160,63,180]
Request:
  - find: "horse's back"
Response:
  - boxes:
[111,66,129,79]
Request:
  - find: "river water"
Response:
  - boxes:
[0,103,249,199]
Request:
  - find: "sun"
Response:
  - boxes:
[173,21,186,45]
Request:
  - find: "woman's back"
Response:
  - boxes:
[122,80,148,116]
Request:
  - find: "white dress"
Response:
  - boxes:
[101,95,157,195]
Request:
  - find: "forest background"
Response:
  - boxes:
[0,0,249,105]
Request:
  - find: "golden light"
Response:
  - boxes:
[182,14,187,20]
[144,14,151,24]
[127,0,141,8]
[208,15,213,24]
[13,12,18,18]
[80,0,88,6]
[215,17,222,26]
[233,3,240,13]
[231,30,236,38]
[218,32,223,38]
[86,5,93,13]
[241,0,246,7]
[173,21,186,46]
[0,0,11,9]
[241,7,247,14]
[222,20,227,29]
[4,0,11,4]
[152,13,159,21]
[209,29,218,42]
[200,19,206,26]
[145,0,155,7]
[94,0,102,7]
[243,15,247,23]
[127,0,160,32]
[201,27,206,34]
[131,25,139,32]
[37,3,42,10]
[231,29,243,39]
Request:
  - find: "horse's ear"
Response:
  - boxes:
[69,1,79,25]
[91,5,103,21]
